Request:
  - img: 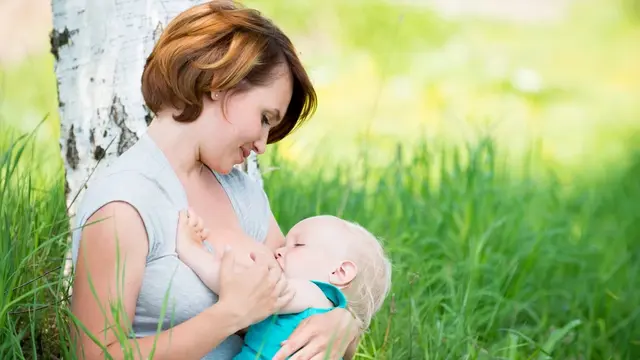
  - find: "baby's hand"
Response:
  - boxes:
[176,208,210,257]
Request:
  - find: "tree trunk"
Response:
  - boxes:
[51,0,262,273]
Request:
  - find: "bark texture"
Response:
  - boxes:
[52,0,263,216]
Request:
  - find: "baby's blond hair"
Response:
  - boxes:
[339,219,392,332]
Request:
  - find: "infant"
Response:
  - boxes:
[175,210,392,360]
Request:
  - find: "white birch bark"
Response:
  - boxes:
[51,0,263,274]
[52,0,263,213]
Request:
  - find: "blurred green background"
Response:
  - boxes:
[1,0,640,359]
[2,0,640,176]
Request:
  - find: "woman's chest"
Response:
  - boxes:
[180,171,271,245]
[184,180,243,235]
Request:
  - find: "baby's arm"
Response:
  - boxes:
[176,210,274,293]
[277,279,334,314]
[175,210,223,293]
[176,210,333,314]
[181,244,223,292]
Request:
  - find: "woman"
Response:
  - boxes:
[69,2,360,359]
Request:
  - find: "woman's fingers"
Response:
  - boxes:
[288,340,324,360]
[274,282,295,311]
[273,272,295,312]
[309,354,331,360]
[218,246,274,328]
[273,272,287,296]
[275,310,356,360]
[288,331,346,360]
[282,275,296,298]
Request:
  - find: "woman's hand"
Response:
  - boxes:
[216,230,294,314]
[273,307,359,360]
[216,246,295,329]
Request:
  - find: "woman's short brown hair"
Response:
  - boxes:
[141,0,317,144]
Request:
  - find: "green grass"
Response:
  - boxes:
[0,127,71,359]
[264,139,640,359]
[1,125,639,358]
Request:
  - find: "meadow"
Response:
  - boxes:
[1,0,639,358]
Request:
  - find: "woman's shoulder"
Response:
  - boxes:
[79,168,159,209]
[73,168,162,235]
[71,140,185,263]
[71,170,175,263]
[76,134,183,215]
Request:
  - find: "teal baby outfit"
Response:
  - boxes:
[233,280,348,360]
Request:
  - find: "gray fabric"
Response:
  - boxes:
[70,132,271,359]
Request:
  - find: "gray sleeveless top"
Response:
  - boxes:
[70,132,271,359]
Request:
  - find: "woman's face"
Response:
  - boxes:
[198,65,293,174]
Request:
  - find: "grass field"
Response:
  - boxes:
[2,127,640,359]
[1,0,640,358]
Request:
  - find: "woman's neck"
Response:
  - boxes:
[146,114,203,178]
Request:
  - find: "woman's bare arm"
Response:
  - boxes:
[71,202,247,360]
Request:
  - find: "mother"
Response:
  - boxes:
[69,1,359,359]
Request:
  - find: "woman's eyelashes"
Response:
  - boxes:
[261,114,270,126]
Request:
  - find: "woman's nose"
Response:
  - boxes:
[252,142,265,155]
[253,129,269,154]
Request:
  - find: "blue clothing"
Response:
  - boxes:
[233,281,348,360]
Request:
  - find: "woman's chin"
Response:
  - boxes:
[215,165,235,175]
[204,156,244,175]
[202,160,234,175]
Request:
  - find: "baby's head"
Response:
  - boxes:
[275,215,392,330]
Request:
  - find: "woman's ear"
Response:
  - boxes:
[329,260,357,288]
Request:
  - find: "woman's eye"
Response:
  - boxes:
[294,243,305,247]
[261,115,270,126]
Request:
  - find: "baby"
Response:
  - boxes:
[175,209,392,360]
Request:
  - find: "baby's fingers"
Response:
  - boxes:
[200,228,210,241]
[194,215,204,233]
[187,208,198,227]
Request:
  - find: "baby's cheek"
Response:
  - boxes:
[302,260,323,276]
[288,259,308,277]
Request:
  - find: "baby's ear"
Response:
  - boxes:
[329,260,357,288]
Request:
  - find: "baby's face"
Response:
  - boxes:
[275,216,351,283]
